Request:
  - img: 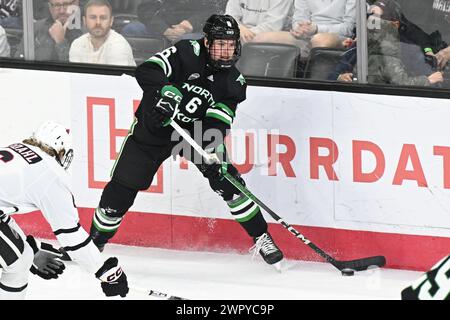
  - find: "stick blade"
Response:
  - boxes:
[336,255,386,272]
[168,296,188,300]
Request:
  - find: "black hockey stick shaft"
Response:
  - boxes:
[169,121,386,272]
[224,173,385,271]
[131,286,188,300]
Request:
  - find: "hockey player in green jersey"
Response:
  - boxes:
[89,14,283,269]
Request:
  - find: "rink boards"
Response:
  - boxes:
[1,68,450,271]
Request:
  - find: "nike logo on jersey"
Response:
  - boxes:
[188,73,200,81]
[207,75,214,82]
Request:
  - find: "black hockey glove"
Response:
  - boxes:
[26,235,66,280]
[199,144,229,180]
[149,85,183,128]
[95,257,129,298]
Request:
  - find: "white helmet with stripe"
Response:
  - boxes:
[33,121,74,170]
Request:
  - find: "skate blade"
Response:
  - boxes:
[272,261,282,273]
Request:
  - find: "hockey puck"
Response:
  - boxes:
[341,269,355,276]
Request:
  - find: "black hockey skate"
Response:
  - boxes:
[89,224,114,252]
[251,232,283,271]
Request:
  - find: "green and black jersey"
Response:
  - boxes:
[135,38,247,139]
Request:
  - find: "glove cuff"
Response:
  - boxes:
[95,257,120,280]
[161,85,183,101]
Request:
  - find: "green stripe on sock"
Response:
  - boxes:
[235,206,260,223]
[92,218,120,233]
[228,194,250,209]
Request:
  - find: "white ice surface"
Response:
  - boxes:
[22,242,422,300]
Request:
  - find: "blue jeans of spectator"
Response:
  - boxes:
[401,42,433,76]
[122,22,150,37]
[0,16,22,29]
[122,21,203,41]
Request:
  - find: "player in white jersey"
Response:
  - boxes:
[401,254,450,300]
[0,121,129,299]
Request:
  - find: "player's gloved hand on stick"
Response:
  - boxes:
[95,257,129,298]
[26,235,66,280]
[149,85,183,128]
[199,144,228,180]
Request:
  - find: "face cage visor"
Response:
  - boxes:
[207,35,241,70]
[57,148,74,170]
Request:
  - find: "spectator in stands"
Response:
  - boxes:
[327,39,356,81]
[366,1,445,78]
[33,0,88,20]
[331,5,444,86]
[0,25,10,57]
[15,0,83,61]
[69,0,135,66]
[225,0,293,44]
[121,0,223,43]
[257,0,356,56]
[0,0,21,29]
[396,0,449,70]
[367,14,443,85]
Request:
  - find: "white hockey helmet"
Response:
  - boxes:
[33,121,74,170]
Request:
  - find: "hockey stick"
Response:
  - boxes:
[130,285,188,300]
[170,120,386,273]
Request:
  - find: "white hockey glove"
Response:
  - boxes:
[95,257,129,298]
[26,235,66,280]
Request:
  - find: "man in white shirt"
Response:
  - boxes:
[254,0,356,56]
[69,0,136,66]
[225,0,294,43]
[0,25,10,57]
[0,121,129,299]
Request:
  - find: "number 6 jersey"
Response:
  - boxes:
[134,38,247,141]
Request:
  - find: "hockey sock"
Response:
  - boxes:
[227,193,267,237]
[90,207,123,247]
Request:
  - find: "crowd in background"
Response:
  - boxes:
[0,0,449,87]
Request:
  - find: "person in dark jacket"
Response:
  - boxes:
[396,0,449,69]
[367,14,443,86]
[329,0,444,86]
[15,0,83,61]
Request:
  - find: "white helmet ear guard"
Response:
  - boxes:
[33,121,74,170]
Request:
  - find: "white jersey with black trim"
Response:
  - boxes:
[401,254,450,300]
[0,143,104,273]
